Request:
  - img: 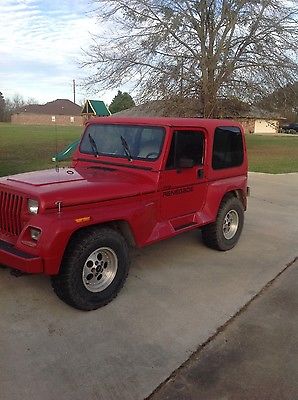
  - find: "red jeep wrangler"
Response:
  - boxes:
[0,117,248,310]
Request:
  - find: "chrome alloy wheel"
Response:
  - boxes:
[222,209,239,240]
[82,247,118,292]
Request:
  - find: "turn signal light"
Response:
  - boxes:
[75,216,91,223]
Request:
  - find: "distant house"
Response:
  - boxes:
[236,117,281,135]
[81,99,110,122]
[116,100,284,135]
[228,108,285,134]
[11,99,83,126]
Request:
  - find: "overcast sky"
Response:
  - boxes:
[0,0,116,105]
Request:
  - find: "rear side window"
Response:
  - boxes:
[212,127,243,170]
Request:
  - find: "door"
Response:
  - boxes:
[159,128,208,224]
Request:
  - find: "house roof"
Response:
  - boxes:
[236,106,285,120]
[116,98,284,120]
[18,99,82,115]
[81,100,110,116]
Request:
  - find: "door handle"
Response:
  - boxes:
[197,169,204,179]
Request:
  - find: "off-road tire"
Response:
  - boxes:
[202,196,244,251]
[51,227,129,310]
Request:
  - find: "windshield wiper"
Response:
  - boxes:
[120,135,132,161]
[88,133,99,157]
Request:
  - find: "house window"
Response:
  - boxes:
[70,116,74,123]
[212,126,243,170]
[51,116,56,122]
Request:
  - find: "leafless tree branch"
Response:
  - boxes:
[82,0,298,117]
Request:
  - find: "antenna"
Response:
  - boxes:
[73,79,76,104]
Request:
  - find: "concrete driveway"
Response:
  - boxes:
[0,173,297,400]
[150,258,298,400]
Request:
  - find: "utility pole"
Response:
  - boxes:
[73,79,76,104]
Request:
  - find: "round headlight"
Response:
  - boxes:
[28,199,39,214]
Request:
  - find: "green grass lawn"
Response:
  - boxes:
[0,123,82,177]
[0,123,297,176]
[245,134,298,173]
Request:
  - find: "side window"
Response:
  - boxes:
[166,130,204,169]
[212,127,243,170]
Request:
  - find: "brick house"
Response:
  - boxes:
[11,99,84,126]
[116,100,284,135]
[228,109,285,135]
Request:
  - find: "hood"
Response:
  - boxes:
[2,167,157,210]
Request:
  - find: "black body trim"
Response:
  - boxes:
[0,239,36,259]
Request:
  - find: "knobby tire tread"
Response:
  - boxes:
[51,228,129,310]
[202,196,244,251]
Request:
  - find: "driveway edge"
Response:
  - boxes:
[146,256,298,399]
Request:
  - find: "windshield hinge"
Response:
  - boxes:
[55,201,62,213]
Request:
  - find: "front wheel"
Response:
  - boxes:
[202,196,244,251]
[51,228,130,310]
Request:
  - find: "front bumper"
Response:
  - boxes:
[0,239,43,273]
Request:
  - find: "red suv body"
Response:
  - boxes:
[0,117,248,309]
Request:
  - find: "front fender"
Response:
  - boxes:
[15,213,78,275]
[17,194,158,275]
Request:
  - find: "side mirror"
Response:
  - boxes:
[178,158,195,169]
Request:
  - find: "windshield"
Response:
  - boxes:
[80,124,165,161]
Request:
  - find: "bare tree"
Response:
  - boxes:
[4,94,39,121]
[83,0,298,117]
[0,92,5,122]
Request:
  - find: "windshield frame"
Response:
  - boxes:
[79,123,166,162]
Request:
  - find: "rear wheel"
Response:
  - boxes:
[202,196,244,251]
[51,227,129,310]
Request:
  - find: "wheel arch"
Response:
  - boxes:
[65,219,136,251]
[221,189,247,210]
[44,218,138,276]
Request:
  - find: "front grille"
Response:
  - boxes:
[0,190,24,236]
